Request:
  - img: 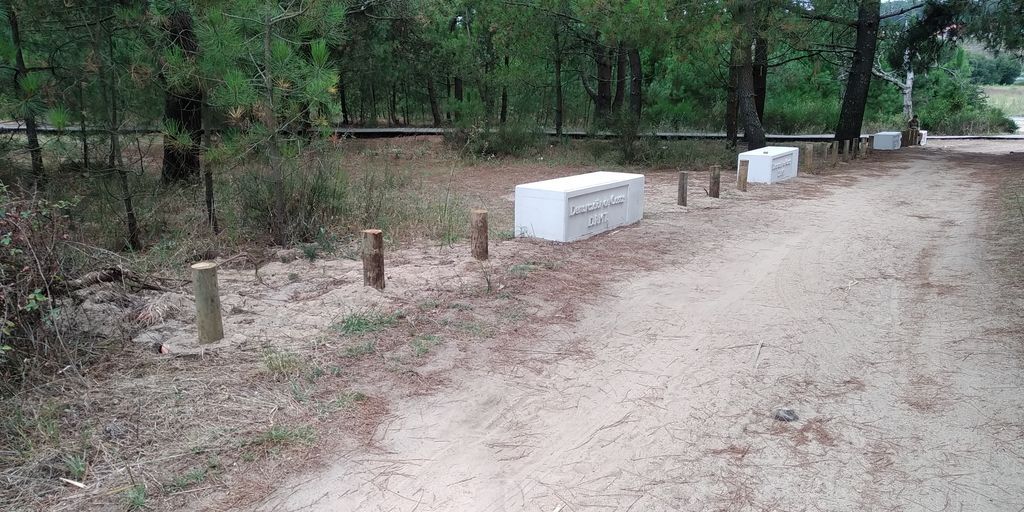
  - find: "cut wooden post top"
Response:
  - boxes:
[362,229,382,235]
[191,261,218,270]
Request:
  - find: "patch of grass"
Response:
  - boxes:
[315,391,368,416]
[251,425,315,447]
[493,229,516,240]
[417,299,441,311]
[1,401,63,457]
[447,302,472,311]
[169,467,208,491]
[342,340,376,357]
[287,272,300,282]
[333,311,399,335]
[509,259,559,278]
[262,349,305,380]
[290,380,310,403]
[410,334,442,357]
[305,365,325,382]
[454,320,493,337]
[301,243,319,262]
[123,484,146,511]
[63,453,87,480]
[509,263,538,278]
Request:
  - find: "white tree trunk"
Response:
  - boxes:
[901,47,914,119]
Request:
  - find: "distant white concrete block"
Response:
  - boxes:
[919,130,928,145]
[874,131,901,150]
[737,146,799,184]
[514,171,644,242]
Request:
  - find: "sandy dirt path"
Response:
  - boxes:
[260,144,1024,511]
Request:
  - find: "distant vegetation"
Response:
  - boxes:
[969,53,1023,85]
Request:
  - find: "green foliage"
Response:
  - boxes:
[450,124,545,158]
[250,425,315,447]
[262,349,306,380]
[410,334,442,357]
[169,466,209,491]
[234,158,349,244]
[63,452,87,480]
[123,484,146,510]
[0,183,86,386]
[969,53,1023,85]
[333,311,398,335]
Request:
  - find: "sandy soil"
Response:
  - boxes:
[255,141,1024,511]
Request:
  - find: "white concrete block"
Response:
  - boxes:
[919,130,928,145]
[874,131,901,150]
[737,146,799,184]
[514,171,644,242]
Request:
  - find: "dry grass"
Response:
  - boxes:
[983,85,1024,117]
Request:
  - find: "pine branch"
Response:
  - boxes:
[879,3,926,21]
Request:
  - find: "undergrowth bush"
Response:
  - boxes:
[235,162,349,245]
[445,124,544,158]
[234,152,466,247]
[0,183,83,390]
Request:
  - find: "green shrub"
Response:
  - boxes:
[448,124,545,158]
[235,161,349,245]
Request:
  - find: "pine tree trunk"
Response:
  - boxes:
[262,16,287,245]
[389,85,399,126]
[104,32,140,249]
[161,9,202,183]
[426,75,442,127]
[500,56,509,124]
[339,77,351,125]
[453,76,463,122]
[8,8,44,185]
[836,0,881,141]
[613,44,626,112]
[370,83,379,125]
[753,36,768,123]
[78,81,89,167]
[628,47,642,121]
[202,107,218,233]
[553,28,564,138]
[726,46,739,148]
[161,88,203,182]
[734,4,766,150]
[593,40,613,126]
[902,47,914,119]
[444,77,452,122]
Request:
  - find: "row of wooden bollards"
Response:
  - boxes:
[676,136,874,206]
[803,136,874,170]
[188,210,492,344]
[676,161,748,205]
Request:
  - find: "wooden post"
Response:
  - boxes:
[736,160,748,192]
[841,140,851,162]
[863,137,872,157]
[471,209,488,260]
[191,261,224,344]
[853,138,861,159]
[677,171,688,206]
[829,142,839,165]
[709,165,720,198]
[362,229,385,290]
[802,143,814,171]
